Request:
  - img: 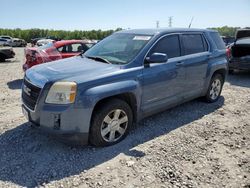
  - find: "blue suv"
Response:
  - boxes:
[22,28,228,146]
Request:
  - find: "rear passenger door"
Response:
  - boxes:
[180,33,210,97]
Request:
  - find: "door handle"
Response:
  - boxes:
[176,61,184,66]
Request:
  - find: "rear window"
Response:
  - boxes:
[182,34,208,55]
[210,32,225,50]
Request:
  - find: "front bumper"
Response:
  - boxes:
[22,103,90,145]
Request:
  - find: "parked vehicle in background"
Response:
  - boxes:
[0,47,15,62]
[23,40,95,71]
[36,39,55,46]
[31,36,60,46]
[20,39,27,47]
[222,36,235,46]
[21,28,228,146]
[228,29,250,73]
[0,35,13,43]
[31,37,44,46]
[0,38,10,46]
[11,38,27,47]
[0,36,27,47]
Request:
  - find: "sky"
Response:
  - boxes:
[0,0,250,30]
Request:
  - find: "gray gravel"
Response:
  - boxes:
[0,48,249,188]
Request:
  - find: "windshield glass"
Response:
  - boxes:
[84,33,152,64]
[38,42,54,50]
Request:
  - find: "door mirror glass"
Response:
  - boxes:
[146,53,168,64]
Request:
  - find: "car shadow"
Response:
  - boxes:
[0,97,224,187]
[227,71,250,88]
[7,79,23,90]
[0,58,20,63]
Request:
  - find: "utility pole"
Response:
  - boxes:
[168,16,173,27]
[156,20,159,28]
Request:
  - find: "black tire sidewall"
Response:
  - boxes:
[89,99,133,147]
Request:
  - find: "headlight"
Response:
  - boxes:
[45,82,77,104]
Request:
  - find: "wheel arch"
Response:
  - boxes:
[90,92,138,125]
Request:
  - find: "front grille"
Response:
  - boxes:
[22,78,42,110]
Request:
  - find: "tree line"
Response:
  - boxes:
[0,28,122,42]
[208,26,249,37]
[0,26,248,42]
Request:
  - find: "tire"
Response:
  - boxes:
[229,69,234,74]
[204,74,224,103]
[89,98,133,147]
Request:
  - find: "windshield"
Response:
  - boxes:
[84,33,152,64]
[38,42,54,50]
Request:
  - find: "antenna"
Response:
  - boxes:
[168,17,173,27]
[188,17,194,28]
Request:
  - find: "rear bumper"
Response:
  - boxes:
[229,59,250,70]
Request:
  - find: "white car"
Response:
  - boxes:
[36,39,55,46]
[0,36,13,43]
[0,38,10,46]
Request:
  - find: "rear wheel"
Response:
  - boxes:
[89,98,133,147]
[205,74,224,103]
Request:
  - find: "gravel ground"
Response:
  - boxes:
[0,48,249,188]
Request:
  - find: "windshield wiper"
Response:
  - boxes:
[85,55,111,64]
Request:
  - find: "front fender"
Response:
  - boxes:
[77,79,141,112]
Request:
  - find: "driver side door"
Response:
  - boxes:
[141,34,186,115]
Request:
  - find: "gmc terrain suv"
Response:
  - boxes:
[21,28,228,146]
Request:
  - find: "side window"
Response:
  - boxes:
[57,43,83,53]
[71,43,83,52]
[82,44,90,52]
[182,34,207,55]
[149,35,181,59]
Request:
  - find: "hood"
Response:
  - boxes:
[26,56,121,86]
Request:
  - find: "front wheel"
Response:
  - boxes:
[204,74,224,103]
[89,99,133,147]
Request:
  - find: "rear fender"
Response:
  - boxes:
[202,53,228,95]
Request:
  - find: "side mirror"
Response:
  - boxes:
[145,53,168,64]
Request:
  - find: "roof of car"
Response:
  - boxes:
[117,28,216,35]
[54,40,92,47]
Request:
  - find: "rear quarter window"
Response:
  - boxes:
[210,32,226,50]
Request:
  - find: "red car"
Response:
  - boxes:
[23,40,94,71]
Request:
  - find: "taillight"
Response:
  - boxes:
[226,47,231,59]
